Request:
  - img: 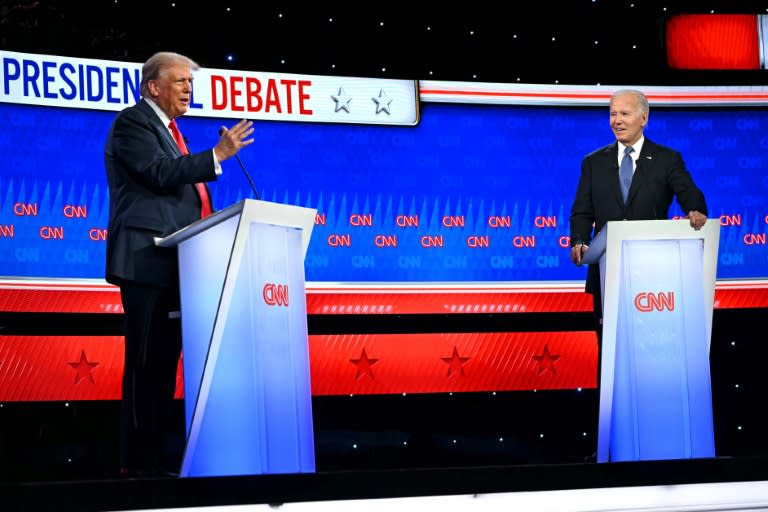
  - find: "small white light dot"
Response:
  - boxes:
[452,439,457,444]
[630,3,635,7]
[429,70,433,76]
[731,341,736,346]
[533,389,538,393]
[382,67,386,72]
[329,18,333,22]
[278,13,283,18]
[555,80,559,84]
[65,402,70,407]
[540,433,544,438]
[513,34,517,39]
[402,392,406,396]
[582,432,587,437]
[379,21,384,27]
[594,40,599,45]
[281,59,285,64]
[737,426,743,431]
[517,77,521,82]
[353,443,358,448]
[227,55,233,62]
[67,458,72,462]
[226,7,231,12]
[171,2,176,6]
[735,384,740,388]
[597,82,601,86]
[403,441,407,446]
[632,45,637,49]
[710,10,715,14]
[551,36,556,41]
[469,30,474,36]
[577,388,582,392]
[472,74,477,79]
[427,26,431,31]
[492,391,496,396]
[331,64,336,69]
[499,437,504,442]
[448,392,452,396]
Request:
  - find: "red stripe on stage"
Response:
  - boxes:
[0,332,597,401]
[1,282,767,314]
[309,332,597,396]
[305,290,593,314]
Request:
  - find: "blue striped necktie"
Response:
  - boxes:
[619,146,634,202]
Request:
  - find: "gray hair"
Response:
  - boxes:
[611,89,649,114]
[140,52,199,97]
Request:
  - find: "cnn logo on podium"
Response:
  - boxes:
[263,283,289,307]
[634,291,675,312]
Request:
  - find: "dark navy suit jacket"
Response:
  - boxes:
[569,138,707,294]
[105,99,215,287]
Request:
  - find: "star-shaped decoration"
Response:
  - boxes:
[532,344,561,375]
[371,88,392,115]
[350,348,379,380]
[441,346,470,377]
[68,349,99,384]
[331,87,352,113]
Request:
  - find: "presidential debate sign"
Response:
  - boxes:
[1,51,767,283]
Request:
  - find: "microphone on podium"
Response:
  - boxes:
[219,126,260,200]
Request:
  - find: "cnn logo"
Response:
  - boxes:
[634,291,675,312]
[263,283,289,307]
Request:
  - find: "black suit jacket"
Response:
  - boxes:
[569,137,707,294]
[105,99,216,287]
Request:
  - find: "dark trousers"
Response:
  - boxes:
[589,287,603,459]
[591,286,603,383]
[119,283,183,473]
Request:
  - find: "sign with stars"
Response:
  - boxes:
[0,51,419,126]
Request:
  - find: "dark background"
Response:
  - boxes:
[3,0,768,86]
[1,0,768,491]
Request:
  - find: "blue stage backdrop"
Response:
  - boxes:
[1,101,766,282]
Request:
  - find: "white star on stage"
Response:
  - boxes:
[372,88,393,115]
[331,87,352,113]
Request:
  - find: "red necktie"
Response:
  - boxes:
[168,119,212,218]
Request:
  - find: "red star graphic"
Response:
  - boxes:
[532,344,561,375]
[68,349,99,384]
[441,346,470,377]
[350,348,378,380]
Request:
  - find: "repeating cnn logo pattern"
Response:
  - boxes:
[634,291,675,312]
[263,283,289,307]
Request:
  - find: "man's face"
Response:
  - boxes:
[147,62,193,119]
[609,93,648,146]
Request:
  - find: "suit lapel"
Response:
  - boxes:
[602,143,625,206]
[138,99,182,157]
[625,139,656,206]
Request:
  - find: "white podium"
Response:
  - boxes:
[157,199,317,477]
[583,219,720,463]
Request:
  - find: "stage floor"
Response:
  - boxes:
[3,457,768,512]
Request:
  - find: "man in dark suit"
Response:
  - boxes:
[568,88,708,376]
[105,51,254,477]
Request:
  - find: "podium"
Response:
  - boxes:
[157,199,317,478]
[582,219,720,463]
